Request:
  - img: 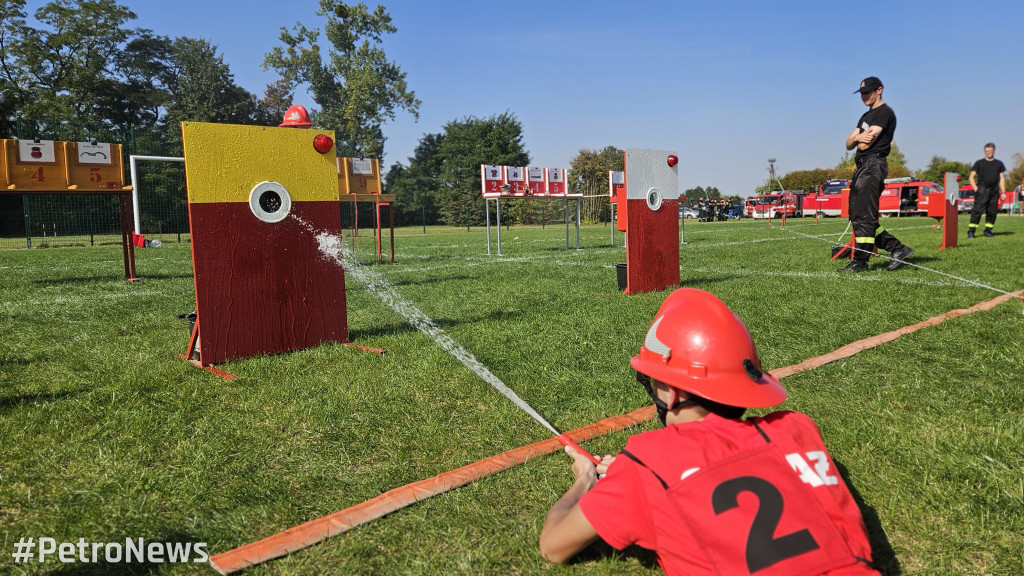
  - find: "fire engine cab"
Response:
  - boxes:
[801,179,849,218]
[752,190,805,219]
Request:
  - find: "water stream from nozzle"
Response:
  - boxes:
[293,216,599,462]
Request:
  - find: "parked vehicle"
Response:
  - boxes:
[752,190,805,219]
[680,207,698,219]
[958,185,975,213]
[801,179,849,217]
[880,178,942,216]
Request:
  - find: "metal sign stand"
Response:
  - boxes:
[485,196,581,255]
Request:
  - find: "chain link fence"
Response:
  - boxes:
[0,119,188,250]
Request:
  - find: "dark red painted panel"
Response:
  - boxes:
[626,198,680,293]
[189,201,348,365]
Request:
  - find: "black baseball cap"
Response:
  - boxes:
[855,77,883,94]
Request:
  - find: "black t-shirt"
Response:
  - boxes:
[971,158,1006,188]
[854,103,896,160]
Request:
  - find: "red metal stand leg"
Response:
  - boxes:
[119,192,139,281]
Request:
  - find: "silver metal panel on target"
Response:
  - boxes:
[626,149,679,204]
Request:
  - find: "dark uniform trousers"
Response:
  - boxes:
[969,185,1000,228]
[849,155,901,261]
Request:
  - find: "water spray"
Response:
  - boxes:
[296,215,602,465]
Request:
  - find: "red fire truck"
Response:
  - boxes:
[801,179,849,218]
[752,190,805,219]
[880,178,942,216]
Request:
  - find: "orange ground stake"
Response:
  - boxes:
[210,288,1021,574]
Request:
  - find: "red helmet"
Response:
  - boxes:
[279,104,312,127]
[630,288,785,408]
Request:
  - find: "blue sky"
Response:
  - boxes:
[110,0,1024,196]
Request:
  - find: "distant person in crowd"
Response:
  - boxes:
[967,143,1006,238]
[840,77,913,272]
[539,288,881,575]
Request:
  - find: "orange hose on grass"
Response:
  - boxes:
[209,406,655,574]
[210,288,1021,574]
[772,289,1023,379]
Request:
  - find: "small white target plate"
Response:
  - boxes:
[249,181,292,223]
[646,188,663,211]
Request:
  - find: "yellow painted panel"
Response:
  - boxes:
[338,157,381,195]
[1,139,70,190]
[182,122,339,203]
[67,142,125,190]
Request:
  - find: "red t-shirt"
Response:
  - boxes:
[578,411,878,576]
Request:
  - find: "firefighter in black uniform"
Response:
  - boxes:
[840,77,914,272]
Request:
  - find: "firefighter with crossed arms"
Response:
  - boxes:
[840,76,913,273]
[539,288,880,575]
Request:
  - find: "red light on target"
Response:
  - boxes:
[313,134,334,154]
[667,155,678,167]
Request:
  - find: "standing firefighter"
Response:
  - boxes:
[840,77,913,272]
[967,142,1006,238]
[539,288,881,575]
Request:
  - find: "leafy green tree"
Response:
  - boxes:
[683,186,721,206]
[259,79,295,126]
[163,38,271,146]
[1007,153,1024,190]
[914,155,971,187]
[887,142,907,171]
[434,112,529,227]
[0,0,160,128]
[568,146,623,195]
[385,132,444,226]
[264,0,419,158]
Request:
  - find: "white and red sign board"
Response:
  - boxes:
[17,140,56,163]
[76,142,113,164]
[527,166,546,195]
[505,166,526,195]
[547,168,566,195]
[481,165,573,197]
[482,164,504,196]
[609,171,625,202]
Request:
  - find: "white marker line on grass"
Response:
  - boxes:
[685,266,975,288]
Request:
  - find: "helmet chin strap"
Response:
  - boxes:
[637,372,698,427]
[652,395,699,427]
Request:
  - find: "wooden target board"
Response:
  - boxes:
[182,122,348,366]
[625,149,680,293]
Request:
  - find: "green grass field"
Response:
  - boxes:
[2,214,1022,575]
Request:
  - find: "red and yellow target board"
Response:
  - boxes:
[182,122,348,366]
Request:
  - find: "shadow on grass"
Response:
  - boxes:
[386,273,477,287]
[347,314,467,341]
[46,530,209,575]
[0,390,76,413]
[835,460,902,575]
[31,272,192,285]
[572,540,659,569]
